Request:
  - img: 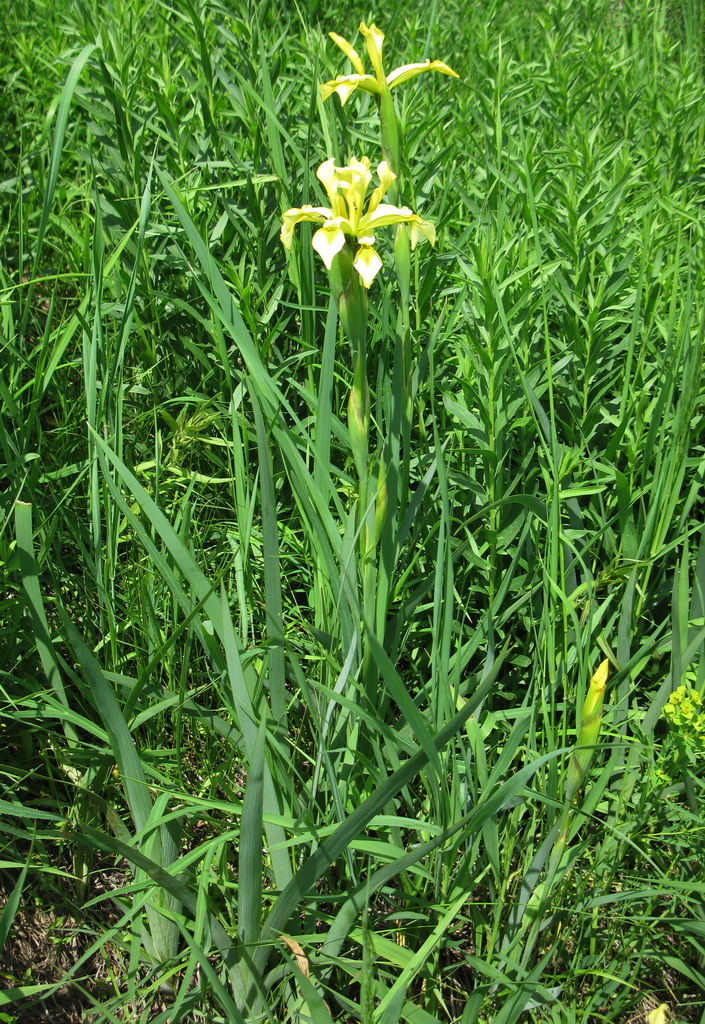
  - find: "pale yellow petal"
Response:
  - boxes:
[359,204,436,248]
[362,202,416,229]
[367,160,396,215]
[311,223,347,269]
[353,245,383,288]
[338,157,372,230]
[377,160,396,189]
[349,155,372,175]
[386,59,460,88]
[319,74,380,105]
[359,21,386,85]
[328,31,366,75]
[280,205,333,248]
[408,215,437,249]
[316,158,340,207]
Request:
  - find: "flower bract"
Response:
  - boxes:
[320,21,459,106]
[280,156,435,288]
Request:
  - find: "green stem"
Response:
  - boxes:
[379,86,402,192]
[378,88,413,514]
[349,346,370,547]
[328,246,380,706]
[327,243,371,555]
[350,347,379,706]
[394,225,413,509]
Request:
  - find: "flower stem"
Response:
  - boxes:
[378,91,413,511]
[328,247,381,705]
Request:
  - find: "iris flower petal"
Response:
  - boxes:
[328,32,366,76]
[359,22,386,85]
[353,245,383,288]
[362,202,415,229]
[367,161,396,215]
[386,59,460,88]
[319,74,380,105]
[312,223,347,269]
[338,157,372,226]
[408,216,437,249]
[280,205,334,248]
[316,158,342,208]
[361,204,436,248]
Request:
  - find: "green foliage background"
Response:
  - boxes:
[1,0,704,1021]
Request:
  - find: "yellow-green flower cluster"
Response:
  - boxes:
[663,685,705,748]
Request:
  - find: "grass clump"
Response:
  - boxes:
[1,0,704,1021]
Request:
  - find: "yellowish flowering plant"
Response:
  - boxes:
[544,658,610,897]
[280,155,435,289]
[663,684,705,750]
[320,22,459,107]
[648,682,705,806]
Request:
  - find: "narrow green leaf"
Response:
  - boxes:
[0,859,29,948]
[14,501,76,743]
[251,389,287,727]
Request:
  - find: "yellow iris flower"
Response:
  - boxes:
[320,21,459,106]
[280,156,435,288]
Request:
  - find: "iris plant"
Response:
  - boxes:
[280,20,457,704]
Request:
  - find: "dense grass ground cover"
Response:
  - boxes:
[2,0,705,1020]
